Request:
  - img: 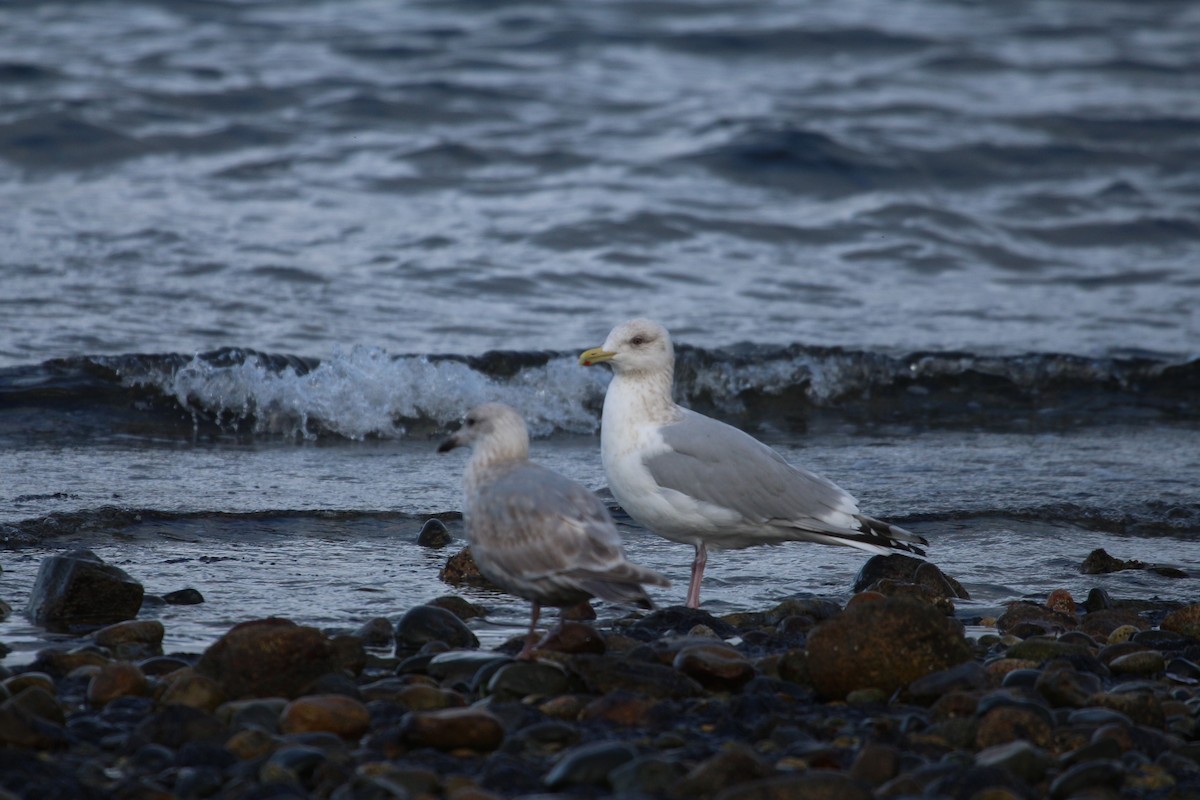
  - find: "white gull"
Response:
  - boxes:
[579,319,926,608]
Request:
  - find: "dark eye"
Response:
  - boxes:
[631,335,645,346]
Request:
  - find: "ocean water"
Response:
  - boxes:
[1,0,1198,662]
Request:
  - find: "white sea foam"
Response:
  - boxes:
[162,346,610,440]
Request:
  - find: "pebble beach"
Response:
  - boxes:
[1,546,1198,800]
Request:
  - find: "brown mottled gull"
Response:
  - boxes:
[438,402,669,659]
[579,318,927,609]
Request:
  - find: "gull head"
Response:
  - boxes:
[579,318,674,377]
[438,402,530,464]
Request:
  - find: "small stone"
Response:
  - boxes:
[163,588,205,605]
[1160,604,1200,640]
[400,707,504,752]
[543,740,637,789]
[417,518,453,547]
[907,660,990,704]
[609,754,687,796]
[628,606,737,640]
[1035,667,1104,708]
[281,694,370,740]
[132,704,226,750]
[976,740,1056,783]
[1004,637,1092,662]
[427,595,487,621]
[486,661,572,702]
[1081,549,1130,574]
[580,690,661,727]
[226,727,277,760]
[975,704,1055,750]
[996,603,1076,637]
[675,744,774,798]
[1109,650,1165,676]
[87,662,150,707]
[714,773,874,800]
[216,698,288,733]
[438,546,499,589]
[1086,690,1165,728]
[672,643,755,692]
[1106,624,1142,644]
[566,654,703,699]
[158,668,226,712]
[394,604,479,653]
[848,742,902,786]
[1049,759,1126,799]
[537,621,605,655]
[6,686,65,725]
[354,617,394,648]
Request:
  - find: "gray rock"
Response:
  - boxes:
[394,604,479,653]
[416,519,453,547]
[543,740,637,789]
[26,550,144,630]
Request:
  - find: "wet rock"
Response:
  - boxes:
[1109,650,1165,676]
[675,743,774,798]
[0,703,69,749]
[486,661,573,702]
[439,546,499,589]
[87,662,150,707]
[26,549,144,630]
[975,703,1055,750]
[673,643,755,692]
[609,754,688,795]
[1087,690,1165,728]
[394,604,479,653]
[217,697,288,733]
[426,651,510,687]
[330,634,367,677]
[996,602,1076,637]
[848,742,902,786]
[353,617,394,648]
[131,704,226,750]
[1160,603,1200,640]
[716,772,873,800]
[976,739,1056,783]
[907,660,990,704]
[543,740,637,789]
[537,621,606,655]
[579,690,662,727]
[427,595,487,621]
[1035,667,1104,708]
[281,694,371,740]
[195,617,339,699]
[628,606,737,640]
[417,518,453,547]
[1004,637,1092,662]
[1078,607,1149,640]
[1081,549,1132,574]
[400,707,504,752]
[163,588,205,605]
[566,654,703,699]
[806,597,972,700]
[158,668,226,712]
[92,619,165,659]
[1049,759,1126,799]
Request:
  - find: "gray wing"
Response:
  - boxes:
[469,462,668,599]
[648,409,862,534]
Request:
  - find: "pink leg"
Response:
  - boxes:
[686,543,707,608]
[517,601,542,660]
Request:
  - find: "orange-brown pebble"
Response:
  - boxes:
[846,591,887,608]
[225,727,278,760]
[87,662,150,707]
[3,672,56,696]
[158,668,227,712]
[1046,589,1076,614]
[982,658,1040,681]
[280,694,371,740]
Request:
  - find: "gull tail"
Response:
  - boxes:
[801,515,927,558]
[567,563,671,610]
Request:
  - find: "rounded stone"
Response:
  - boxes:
[394,605,479,653]
[673,643,755,692]
[400,707,504,752]
[1160,604,1200,640]
[486,661,572,702]
[1109,650,1165,676]
[87,662,150,707]
[195,617,339,700]
[281,694,370,740]
[806,597,972,700]
[417,518,454,547]
[543,740,637,789]
[158,668,226,712]
[975,704,1055,750]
